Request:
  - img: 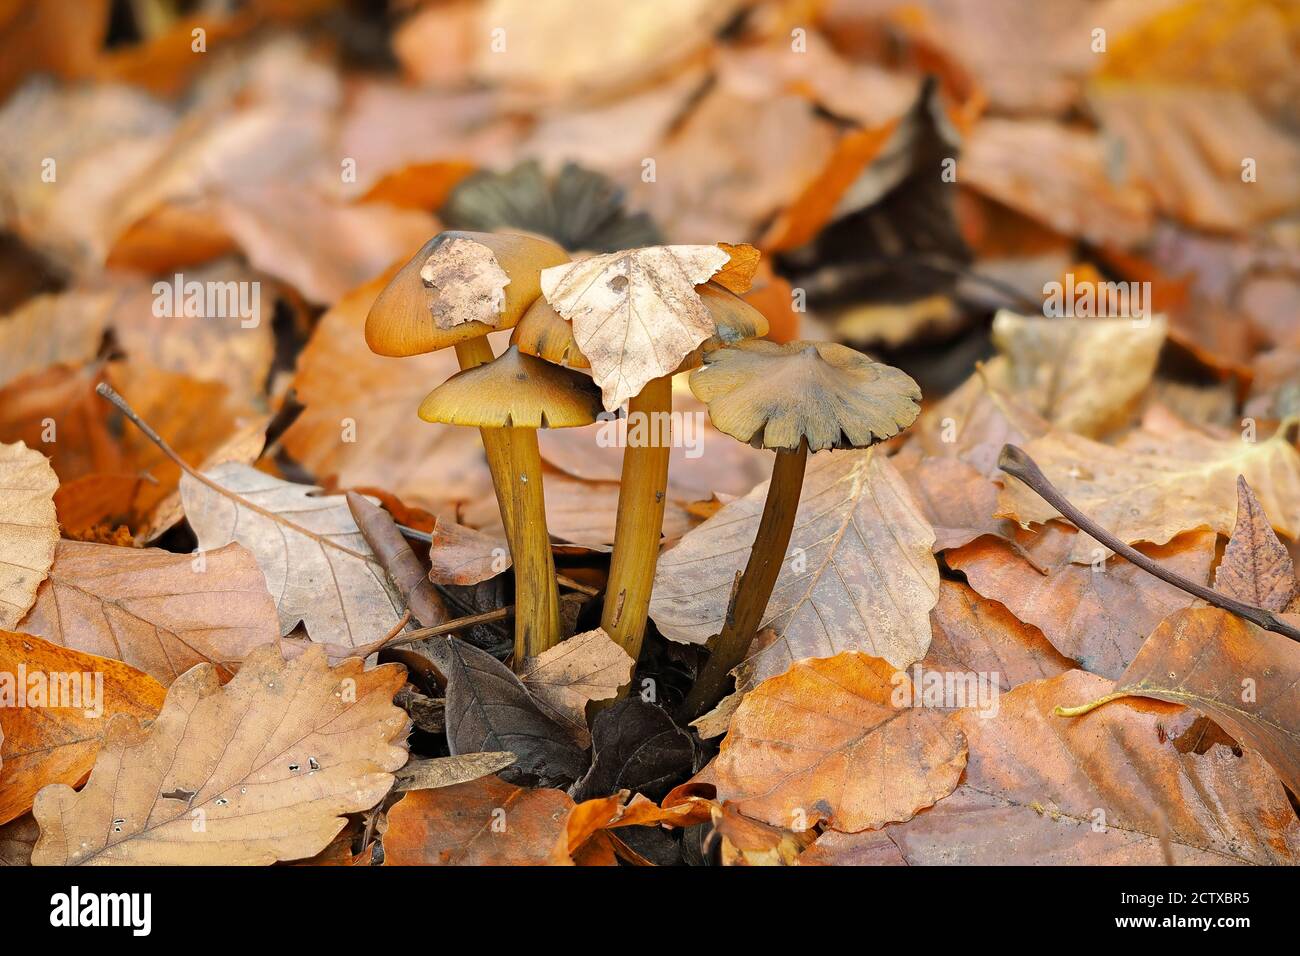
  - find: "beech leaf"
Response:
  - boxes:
[539,244,731,411]
[0,440,58,630]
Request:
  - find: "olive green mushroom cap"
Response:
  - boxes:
[510,280,769,373]
[688,339,922,452]
[418,344,602,429]
[365,230,570,357]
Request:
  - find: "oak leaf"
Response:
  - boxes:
[0,441,58,630]
[31,644,409,865]
[539,244,731,411]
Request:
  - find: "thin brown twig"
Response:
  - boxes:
[378,606,513,652]
[998,444,1300,644]
[96,382,376,563]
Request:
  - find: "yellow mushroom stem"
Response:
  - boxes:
[503,425,562,664]
[453,337,515,537]
[601,374,673,668]
[681,438,809,720]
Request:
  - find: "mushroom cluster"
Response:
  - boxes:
[364,232,922,715]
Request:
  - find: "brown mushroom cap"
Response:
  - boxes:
[418,344,602,429]
[366,231,570,357]
[510,280,769,375]
[688,339,922,452]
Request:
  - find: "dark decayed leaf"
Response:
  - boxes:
[441,636,587,789]
[569,699,698,803]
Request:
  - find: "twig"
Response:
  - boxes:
[395,523,601,596]
[96,382,376,564]
[378,606,513,651]
[998,444,1300,643]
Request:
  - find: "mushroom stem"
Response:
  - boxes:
[601,374,673,667]
[503,426,562,665]
[454,338,516,536]
[681,439,808,720]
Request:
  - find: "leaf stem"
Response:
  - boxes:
[998,444,1300,644]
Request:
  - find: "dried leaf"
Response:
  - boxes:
[181,463,404,650]
[426,518,511,586]
[395,752,516,792]
[539,245,731,411]
[0,291,113,389]
[419,235,512,330]
[991,311,1167,438]
[569,699,697,804]
[802,670,1300,865]
[17,540,280,686]
[31,645,409,865]
[650,448,939,691]
[713,653,966,833]
[0,441,59,629]
[1214,475,1298,610]
[0,632,165,825]
[441,637,587,789]
[998,425,1300,562]
[1072,607,1300,796]
[520,628,635,746]
[948,526,1217,678]
[383,774,573,866]
[347,491,449,629]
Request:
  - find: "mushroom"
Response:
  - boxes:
[365,230,570,536]
[513,282,769,667]
[418,344,602,663]
[678,339,922,718]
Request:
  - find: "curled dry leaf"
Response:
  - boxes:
[712,653,967,833]
[520,628,635,747]
[31,644,409,865]
[394,752,516,793]
[1214,475,1298,611]
[1066,608,1300,797]
[539,244,731,411]
[650,448,939,690]
[0,632,165,825]
[17,540,280,686]
[181,463,404,650]
[997,424,1300,563]
[947,525,1217,678]
[383,774,574,866]
[801,670,1300,866]
[0,441,59,630]
[347,491,449,629]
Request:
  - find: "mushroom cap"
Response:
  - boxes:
[365,231,570,357]
[418,344,603,429]
[510,281,769,375]
[688,339,922,452]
